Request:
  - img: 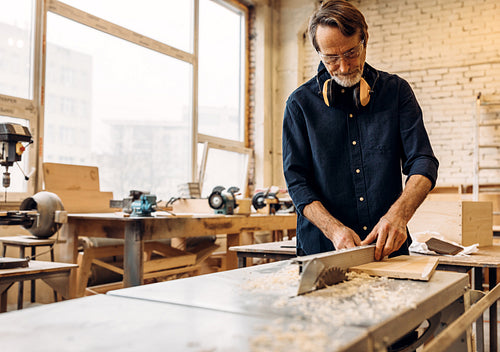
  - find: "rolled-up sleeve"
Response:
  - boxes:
[282,98,321,215]
[398,80,439,189]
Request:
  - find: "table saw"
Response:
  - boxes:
[0,256,470,351]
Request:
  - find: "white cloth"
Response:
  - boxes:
[409,231,479,256]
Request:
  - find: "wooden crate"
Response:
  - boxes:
[408,200,492,247]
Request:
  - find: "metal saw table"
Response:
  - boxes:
[0,260,470,351]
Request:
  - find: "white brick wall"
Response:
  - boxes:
[299,0,500,187]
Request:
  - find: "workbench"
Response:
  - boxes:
[427,244,500,351]
[57,212,297,295]
[229,239,297,267]
[0,260,77,312]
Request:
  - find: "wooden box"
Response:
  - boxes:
[407,200,492,247]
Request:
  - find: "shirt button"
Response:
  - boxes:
[363,226,368,231]
[359,197,364,202]
[355,169,360,174]
[352,141,357,145]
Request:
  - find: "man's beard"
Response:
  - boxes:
[331,70,362,87]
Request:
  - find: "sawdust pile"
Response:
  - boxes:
[244,264,422,352]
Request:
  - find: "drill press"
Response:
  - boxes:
[0,122,33,189]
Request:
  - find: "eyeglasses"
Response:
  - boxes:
[318,40,365,66]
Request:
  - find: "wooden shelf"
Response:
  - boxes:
[479,166,500,170]
[473,93,500,200]
[479,120,500,126]
[479,144,500,148]
[481,101,500,106]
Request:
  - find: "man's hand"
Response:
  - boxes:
[362,175,432,260]
[303,200,362,250]
[326,225,362,250]
[361,216,407,260]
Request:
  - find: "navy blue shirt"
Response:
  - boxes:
[282,63,438,255]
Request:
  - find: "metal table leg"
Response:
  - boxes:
[17,246,25,309]
[489,268,497,352]
[473,267,485,352]
[123,220,144,288]
[30,246,36,303]
[237,254,246,268]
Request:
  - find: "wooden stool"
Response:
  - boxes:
[0,236,57,309]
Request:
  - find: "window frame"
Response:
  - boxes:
[197,133,252,197]
[0,0,42,203]
[0,0,249,203]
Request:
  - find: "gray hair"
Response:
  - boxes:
[309,0,369,52]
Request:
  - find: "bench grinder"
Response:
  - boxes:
[208,186,239,215]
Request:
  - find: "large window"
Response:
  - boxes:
[0,0,35,100]
[197,0,249,197]
[0,0,248,203]
[0,0,37,201]
[198,0,245,141]
[44,12,192,199]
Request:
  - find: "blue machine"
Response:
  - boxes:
[130,194,157,217]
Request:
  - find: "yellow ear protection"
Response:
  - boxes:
[322,76,371,108]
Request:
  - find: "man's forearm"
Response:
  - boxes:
[303,201,342,234]
[303,201,361,249]
[384,174,432,224]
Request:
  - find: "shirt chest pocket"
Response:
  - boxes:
[359,110,399,154]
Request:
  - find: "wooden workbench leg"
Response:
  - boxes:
[226,233,239,270]
[124,220,144,287]
[50,248,58,302]
[474,267,483,291]
[0,283,13,313]
[58,222,79,298]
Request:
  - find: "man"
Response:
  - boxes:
[282,0,438,260]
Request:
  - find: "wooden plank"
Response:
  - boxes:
[143,254,196,273]
[462,201,493,246]
[478,192,500,226]
[51,190,114,213]
[349,255,439,281]
[408,201,462,243]
[408,200,492,246]
[169,198,211,214]
[43,162,100,191]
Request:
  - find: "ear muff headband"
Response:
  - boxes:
[322,77,371,108]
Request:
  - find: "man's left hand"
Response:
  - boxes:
[361,216,407,261]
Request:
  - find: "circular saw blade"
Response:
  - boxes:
[316,266,347,290]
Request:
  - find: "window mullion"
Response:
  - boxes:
[192,0,200,182]
[47,0,195,65]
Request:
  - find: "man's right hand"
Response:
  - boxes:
[326,225,362,249]
[303,200,362,250]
